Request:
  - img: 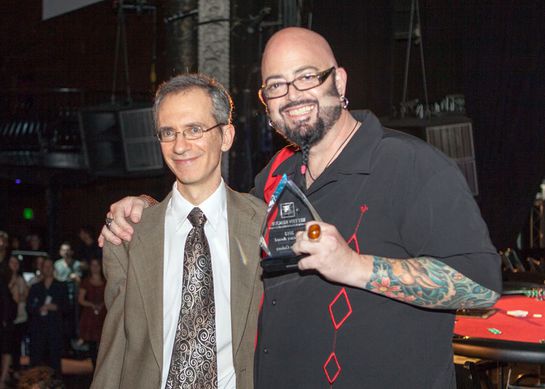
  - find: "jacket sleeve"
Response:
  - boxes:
[91,242,129,389]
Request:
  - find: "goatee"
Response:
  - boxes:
[276,104,341,148]
[272,84,342,148]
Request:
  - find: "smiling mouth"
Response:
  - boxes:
[173,156,198,164]
[283,104,316,118]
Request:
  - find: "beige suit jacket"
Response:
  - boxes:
[92,188,265,389]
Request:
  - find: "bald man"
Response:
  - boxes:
[100,28,501,388]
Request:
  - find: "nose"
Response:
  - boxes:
[172,132,192,154]
[286,81,302,101]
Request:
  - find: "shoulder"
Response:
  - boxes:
[232,190,265,209]
[375,128,459,181]
[226,188,265,214]
[253,146,299,200]
[132,191,173,234]
[382,128,452,162]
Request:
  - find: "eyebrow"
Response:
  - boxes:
[157,121,207,131]
[263,65,321,84]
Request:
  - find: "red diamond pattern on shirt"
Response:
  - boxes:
[323,352,342,384]
[328,287,353,330]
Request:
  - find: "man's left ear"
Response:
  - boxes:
[334,67,348,96]
[220,124,235,152]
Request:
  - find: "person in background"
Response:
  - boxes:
[77,258,105,368]
[0,231,9,265]
[53,242,81,355]
[27,258,68,376]
[25,235,43,253]
[53,243,81,284]
[8,255,29,380]
[9,236,21,252]
[28,256,46,287]
[74,227,101,266]
[0,262,17,389]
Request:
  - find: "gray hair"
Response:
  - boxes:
[153,73,233,127]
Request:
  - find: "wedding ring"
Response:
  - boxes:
[105,217,113,230]
[307,224,321,241]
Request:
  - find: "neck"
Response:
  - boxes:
[176,175,221,205]
[306,111,358,181]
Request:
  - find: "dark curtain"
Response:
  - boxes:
[462,1,545,249]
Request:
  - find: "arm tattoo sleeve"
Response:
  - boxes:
[365,256,500,309]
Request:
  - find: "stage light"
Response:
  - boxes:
[15,178,22,184]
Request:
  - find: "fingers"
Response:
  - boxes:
[97,230,106,247]
[98,224,122,247]
[99,196,146,247]
[307,224,321,240]
[297,255,316,271]
[127,199,147,223]
[292,225,324,256]
[110,204,135,238]
[293,222,341,272]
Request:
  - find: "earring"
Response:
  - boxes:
[267,118,275,128]
[340,95,349,109]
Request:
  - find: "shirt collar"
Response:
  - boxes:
[170,180,227,232]
[335,109,383,175]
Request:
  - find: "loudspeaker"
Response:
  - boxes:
[119,108,163,172]
[79,104,163,176]
[381,115,479,196]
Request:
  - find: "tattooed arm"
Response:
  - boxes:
[365,256,500,309]
[294,222,501,310]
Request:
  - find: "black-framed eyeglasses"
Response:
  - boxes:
[259,67,336,100]
[156,123,225,142]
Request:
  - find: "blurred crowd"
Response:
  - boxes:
[0,228,104,389]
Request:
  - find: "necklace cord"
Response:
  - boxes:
[306,120,360,181]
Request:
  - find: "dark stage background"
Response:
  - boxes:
[0,0,543,253]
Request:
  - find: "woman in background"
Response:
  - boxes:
[8,255,29,379]
[77,258,105,368]
[0,256,16,389]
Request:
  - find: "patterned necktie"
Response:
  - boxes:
[166,207,217,389]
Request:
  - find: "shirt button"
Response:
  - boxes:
[263,348,269,354]
[272,299,277,306]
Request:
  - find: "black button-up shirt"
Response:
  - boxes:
[252,110,500,388]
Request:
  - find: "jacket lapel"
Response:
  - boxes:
[226,189,261,359]
[130,192,172,370]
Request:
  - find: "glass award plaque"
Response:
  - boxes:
[260,174,322,273]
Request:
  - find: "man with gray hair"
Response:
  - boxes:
[92,73,264,389]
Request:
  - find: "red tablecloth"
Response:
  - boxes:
[454,295,545,343]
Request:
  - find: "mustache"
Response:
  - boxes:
[279,99,317,113]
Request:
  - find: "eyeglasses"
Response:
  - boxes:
[156,123,225,142]
[259,67,336,100]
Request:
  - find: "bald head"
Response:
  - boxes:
[259,27,350,150]
[261,27,338,81]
